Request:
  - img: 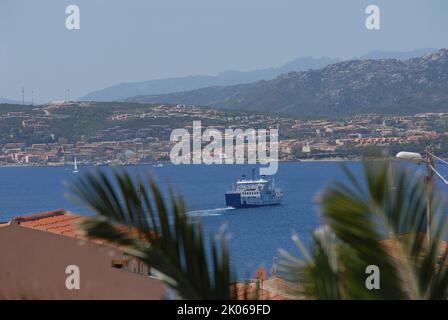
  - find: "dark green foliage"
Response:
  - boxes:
[278,161,448,299]
[70,170,239,299]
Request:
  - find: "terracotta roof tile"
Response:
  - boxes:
[6,210,110,245]
[8,209,147,250]
[16,210,88,239]
[13,209,66,223]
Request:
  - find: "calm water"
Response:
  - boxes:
[0,161,444,278]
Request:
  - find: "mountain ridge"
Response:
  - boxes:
[81,48,436,102]
[0,97,27,105]
[124,49,448,118]
[81,56,338,102]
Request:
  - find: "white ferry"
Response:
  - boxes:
[225,171,283,208]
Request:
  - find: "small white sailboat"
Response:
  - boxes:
[73,157,79,173]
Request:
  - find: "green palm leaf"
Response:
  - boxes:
[69,170,239,300]
[278,161,448,300]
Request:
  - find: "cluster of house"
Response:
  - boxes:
[0,137,173,165]
[278,113,448,158]
[1,102,448,165]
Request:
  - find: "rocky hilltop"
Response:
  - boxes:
[126,49,448,117]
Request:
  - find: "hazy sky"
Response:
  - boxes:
[1,0,447,103]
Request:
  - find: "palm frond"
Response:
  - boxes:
[278,161,448,300]
[278,227,342,299]
[69,170,237,300]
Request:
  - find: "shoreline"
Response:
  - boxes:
[0,157,398,169]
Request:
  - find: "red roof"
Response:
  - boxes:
[16,210,86,238]
[7,209,111,245]
[7,210,143,249]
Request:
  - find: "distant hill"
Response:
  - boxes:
[0,97,24,105]
[81,57,338,102]
[359,48,436,60]
[125,49,448,118]
[81,49,436,102]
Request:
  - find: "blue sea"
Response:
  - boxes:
[0,161,445,279]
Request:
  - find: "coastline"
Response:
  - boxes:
[0,157,396,169]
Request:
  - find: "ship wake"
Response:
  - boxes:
[187,207,235,217]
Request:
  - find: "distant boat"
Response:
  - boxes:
[225,169,283,208]
[73,157,79,173]
[153,163,164,168]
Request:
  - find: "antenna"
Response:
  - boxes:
[31,90,34,106]
[21,86,25,105]
[427,151,448,185]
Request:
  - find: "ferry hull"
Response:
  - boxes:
[225,193,242,207]
[225,192,282,208]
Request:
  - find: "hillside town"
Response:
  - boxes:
[0,101,447,166]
